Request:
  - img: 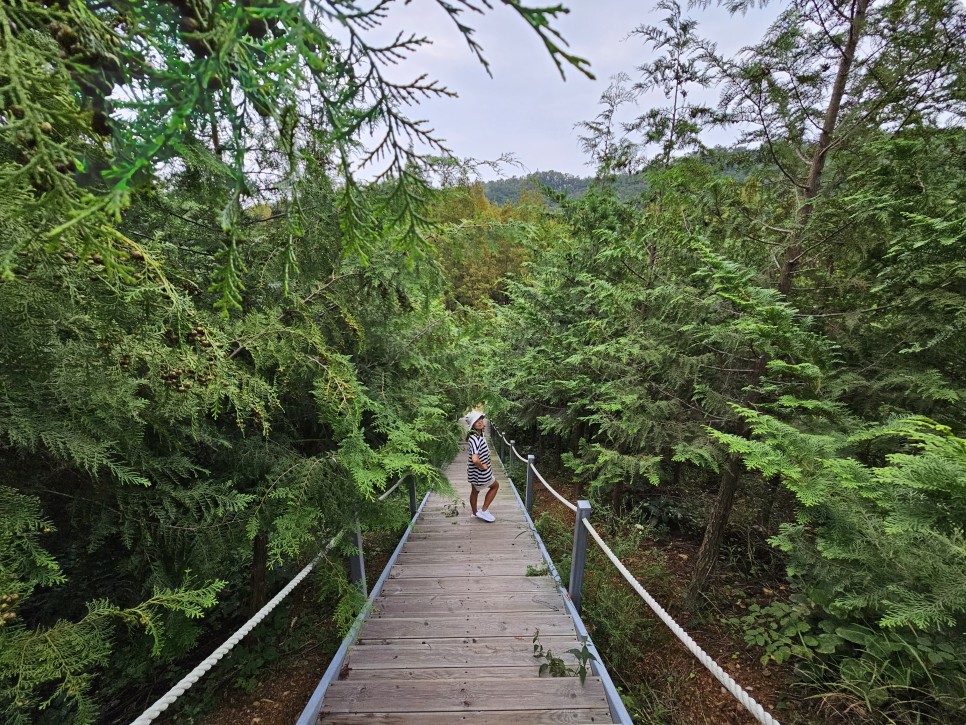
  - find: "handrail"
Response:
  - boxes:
[533,467,579,512]
[496,430,528,462]
[491,424,781,725]
[376,474,405,501]
[130,472,420,725]
[500,450,633,725]
[130,531,345,725]
[493,425,577,512]
[583,519,780,725]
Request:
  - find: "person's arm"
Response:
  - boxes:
[470,452,489,471]
[469,439,489,471]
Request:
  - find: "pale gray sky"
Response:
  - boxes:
[372,0,782,179]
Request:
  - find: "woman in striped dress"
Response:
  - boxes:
[464,411,499,522]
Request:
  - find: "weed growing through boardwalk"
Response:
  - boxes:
[533,629,596,683]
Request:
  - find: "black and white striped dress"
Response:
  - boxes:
[467,432,495,489]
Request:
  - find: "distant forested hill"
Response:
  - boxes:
[482,170,648,204]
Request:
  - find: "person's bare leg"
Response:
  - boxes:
[469,487,479,515]
[481,481,499,513]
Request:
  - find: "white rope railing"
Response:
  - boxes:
[582,519,780,725]
[491,426,577,513]
[490,423,778,725]
[377,475,405,501]
[132,473,417,724]
[497,430,527,461]
[532,467,578,512]
[130,530,345,725]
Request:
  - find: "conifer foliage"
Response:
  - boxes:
[0,2,591,722]
[482,0,966,720]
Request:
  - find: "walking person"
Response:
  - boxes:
[463,410,499,522]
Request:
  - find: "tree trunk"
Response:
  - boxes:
[685,456,740,607]
[777,0,871,298]
[670,459,683,489]
[758,474,782,531]
[248,530,269,617]
[686,1,872,608]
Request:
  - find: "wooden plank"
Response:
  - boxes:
[320,677,609,713]
[418,505,522,513]
[346,641,582,669]
[345,667,563,680]
[373,593,564,615]
[394,552,542,565]
[355,635,580,648]
[417,517,521,522]
[410,519,529,529]
[419,505,522,512]
[358,613,576,639]
[400,540,536,553]
[410,519,530,538]
[403,536,536,554]
[409,528,530,538]
[379,576,557,595]
[360,633,576,640]
[318,709,615,724]
[407,515,519,524]
[406,532,536,543]
[418,510,519,517]
[389,563,548,578]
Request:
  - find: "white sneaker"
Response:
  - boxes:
[476,510,495,522]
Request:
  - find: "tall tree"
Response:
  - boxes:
[684,0,966,601]
[0,3,594,721]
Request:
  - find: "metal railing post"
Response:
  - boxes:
[509,439,516,477]
[349,516,367,596]
[408,474,417,518]
[525,454,535,514]
[569,500,592,612]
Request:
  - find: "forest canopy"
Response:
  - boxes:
[2,0,966,723]
[480,0,966,721]
[0,2,587,722]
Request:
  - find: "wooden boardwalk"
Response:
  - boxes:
[313,445,617,724]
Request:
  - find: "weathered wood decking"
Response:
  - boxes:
[313,446,617,724]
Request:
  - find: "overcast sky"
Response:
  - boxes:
[369,0,783,180]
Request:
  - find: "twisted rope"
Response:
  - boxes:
[129,531,345,725]
[582,519,781,725]
[377,475,406,501]
[490,422,779,723]
[532,467,578,512]
[492,426,575,511]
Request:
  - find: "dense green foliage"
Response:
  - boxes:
[0,2,589,723]
[0,150,467,723]
[3,0,966,722]
[477,0,966,721]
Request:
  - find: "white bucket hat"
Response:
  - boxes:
[461,410,486,430]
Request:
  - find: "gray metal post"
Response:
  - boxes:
[569,500,592,612]
[509,440,516,477]
[525,454,535,514]
[408,474,417,518]
[348,517,366,596]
